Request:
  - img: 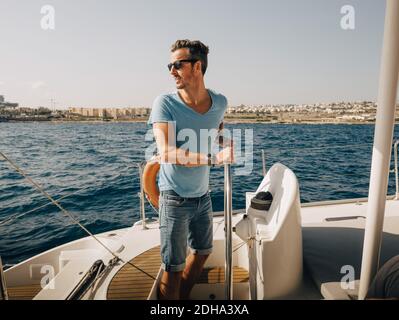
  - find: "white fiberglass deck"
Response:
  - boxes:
[301,197,399,299]
[4,197,399,300]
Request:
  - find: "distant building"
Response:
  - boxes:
[67,106,150,119]
[0,95,18,109]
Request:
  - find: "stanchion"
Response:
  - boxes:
[224,164,233,300]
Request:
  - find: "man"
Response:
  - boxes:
[147,39,233,300]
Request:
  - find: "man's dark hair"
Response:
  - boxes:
[171,39,209,75]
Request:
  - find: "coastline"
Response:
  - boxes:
[0,118,381,125]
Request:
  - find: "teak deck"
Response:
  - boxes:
[7,284,42,300]
[107,245,249,300]
[5,245,249,300]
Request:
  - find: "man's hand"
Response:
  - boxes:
[151,154,161,163]
[216,121,232,148]
[214,144,234,165]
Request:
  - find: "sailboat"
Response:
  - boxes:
[1,0,399,301]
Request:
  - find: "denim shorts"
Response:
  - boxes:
[159,189,213,272]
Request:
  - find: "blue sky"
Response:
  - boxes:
[0,0,388,109]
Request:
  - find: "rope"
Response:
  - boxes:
[213,217,225,236]
[0,186,91,227]
[0,163,139,227]
[232,239,250,252]
[0,151,156,282]
[266,142,373,154]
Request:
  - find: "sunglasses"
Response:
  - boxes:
[167,59,198,71]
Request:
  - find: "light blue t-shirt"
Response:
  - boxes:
[148,89,228,197]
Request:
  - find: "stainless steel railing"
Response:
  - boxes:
[262,143,399,199]
[224,164,233,300]
[0,256,8,300]
[261,149,267,176]
[394,140,399,199]
[137,162,148,230]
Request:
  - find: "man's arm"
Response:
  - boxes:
[153,122,234,167]
[153,122,208,167]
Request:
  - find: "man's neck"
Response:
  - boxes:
[178,82,209,108]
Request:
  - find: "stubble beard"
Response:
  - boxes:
[176,83,185,89]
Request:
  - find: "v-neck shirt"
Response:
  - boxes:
[148,89,228,197]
